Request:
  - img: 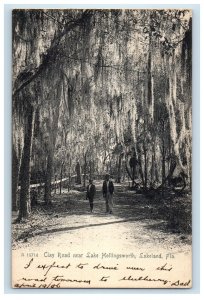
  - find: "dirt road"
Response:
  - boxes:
[12,182,192,288]
[12,182,191,254]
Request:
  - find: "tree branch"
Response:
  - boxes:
[13,10,93,98]
[42,11,65,27]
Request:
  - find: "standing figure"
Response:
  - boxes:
[86,179,96,213]
[129,147,138,187]
[75,162,81,184]
[102,174,114,214]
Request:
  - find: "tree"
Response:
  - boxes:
[12,9,192,218]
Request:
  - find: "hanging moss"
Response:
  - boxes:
[181,17,192,89]
[12,9,192,187]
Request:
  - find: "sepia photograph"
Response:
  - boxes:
[12,8,192,288]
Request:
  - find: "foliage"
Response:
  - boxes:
[12,9,192,215]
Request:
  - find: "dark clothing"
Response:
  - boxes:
[86,183,96,212]
[102,180,114,213]
[102,180,114,196]
[86,184,96,200]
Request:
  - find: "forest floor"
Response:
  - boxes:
[12,181,192,254]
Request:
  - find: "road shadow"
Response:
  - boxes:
[17,217,138,241]
[14,184,192,244]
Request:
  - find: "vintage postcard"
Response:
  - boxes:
[12,8,192,288]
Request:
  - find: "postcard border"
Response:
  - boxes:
[4,2,200,295]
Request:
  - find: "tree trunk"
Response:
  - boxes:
[76,162,81,184]
[147,29,154,121]
[136,148,144,187]
[162,138,166,186]
[125,159,137,186]
[162,120,166,186]
[150,153,155,186]
[59,162,64,195]
[189,151,192,192]
[117,154,122,183]
[144,148,147,190]
[44,151,53,205]
[109,153,112,175]
[12,147,20,211]
[54,175,57,194]
[43,82,62,203]
[166,54,188,176]
[83,153,87,188]
[68,171,71,192]
[157,155,177,190]
[68,157,72,192]
[89,160,93,180]
[18,105,35,220]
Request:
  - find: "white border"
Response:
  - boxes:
[1,1,203,299]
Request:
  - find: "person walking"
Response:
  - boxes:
[102,174,114,214]
[86,179,96,213]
